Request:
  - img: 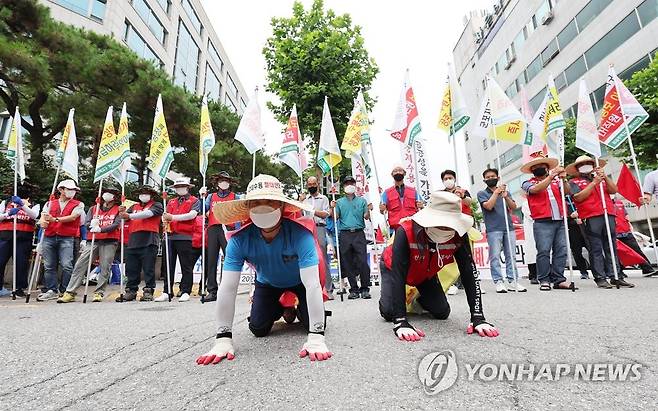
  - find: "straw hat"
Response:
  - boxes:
[565,155,607,176]
[519,151,559,174]
[411,191,473,236]
[134,185,159,197]
[212,174,313,225]
[57,179,80,191]
[211,171,234,182]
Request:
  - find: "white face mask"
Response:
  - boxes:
[249,205,282,229]
[218,181,230,191]
[578,164,594,174]
[344,185,356,194]
[63,189,76,199]
[425,227,455,244]
[443,179,455,189]
[102,192,114,202]
[175,187,188,196]
[139,194,151,203]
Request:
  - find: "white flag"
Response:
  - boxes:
[487,76,524,126]
[413,138,432,202]
[575,80,601,158]
[278,105,305,178]
[317,97,342,174]
[60,109,79,182]
[112,102,132,186]
[234,90,264,155]
[6,107,26,183]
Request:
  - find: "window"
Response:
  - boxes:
[497,53,508,72]
[208,41,224,72]
[205,64,221,102]
[535,0,552,24]
[131,0,166,45]
[564,55,587,85]
[530,87,546,113]
[541,38,559,66]
[512,29,526,56]
[590,84,606,111]
[584,12,641,70]
[515,72,527,90]
[619,55,652,80]
[563,104,576,120]
[225,94,237,113]
[124,22,163,67]
[470,175,475,185]
[173,20,200,91]
[182,0,202,35]
[54,0,106,21]
[576,0,613,32]
[638,0,658,27]
[526,17,537,37]
[554,72,567,92]
[90,0,106,21]
[506,82,518,98]
[155,0,170,14]
[500,145,522,168]
[240,98,247,111]
[557,19,578,50]
[227,73,238,98]
[525,55,542,82]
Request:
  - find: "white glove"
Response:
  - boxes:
[299,333,332,361]
[80,240,87,249]
[199,186,208,196]
[90,218,100,229]
[393,319,425,342]
[196,337,235,365]
[36,242,42,255]
[90,226,101,233]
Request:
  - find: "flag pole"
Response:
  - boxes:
[329,166,345,302]
[595,157,620,288]
[83,180,104,303]
[556,129,576,291]
[118,180,126,302]
[450,125,458,174]
[200,174,206,301]
[162,177,173,301]
[11,130,18,300]
[252,153,256,179]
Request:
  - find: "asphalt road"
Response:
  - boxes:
[2,273,657,410]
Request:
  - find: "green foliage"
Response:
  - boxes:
[563,118,581,166]
[469,198,483,225]
[263,0,378,180]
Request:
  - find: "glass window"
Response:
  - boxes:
[557,19,578,50]
[155,0,170,13]
[564,55,587,85]
[225,94,237,113]
[585,12,641,70]
[576,0,613,32]
[530,87,546,113]
[497,53,508,72]
[513,30,526,56]
[182,0,202,35]
[173,20,200,91]
[541,38,559,66]
[526,17,537,37]
[590,84,606,111]
[240,98,247,110]
[205,64,221,102]
[90,0,106,21]
[516,71,527,89]
[54,0,88,16]
[500,145,522,169]
[208,41,224,72]
[131,0,166,45]
[535,0,552,23]
[227,73,238,98]
[506,82,518,98]
[554,72,567,91]
[619,55,652,80]
[124,22,163,68]
[638,0,658,27]
[525,55,542,82]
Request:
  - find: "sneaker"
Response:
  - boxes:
[642,269,658,277]
[178,293,190,302]
[495,283,508,293]
[0,288,11,297]
[92,292,103,302]
[203,292,217,302]
[580,272,590,280]
[57,291,76,303]
[138,288,153,302]
[595,279,613,289]
[360,290,372,299]
[447,285,458,295]
[37,289,59,301]
[529,278,539,285]
[347,291,360,299]
[282,307,297,324]
[14,289,26,297]
[508,282,527,292]
[154,292,169,302]
[610,278,635,288]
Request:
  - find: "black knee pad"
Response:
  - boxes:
[429,305,451,320]
[248,322,272,337]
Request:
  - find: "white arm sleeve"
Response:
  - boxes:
[215,270,241,335]
[171,210,198,221]
[300,264,325,333]
[23,204,40,220]
[129,210,154,220]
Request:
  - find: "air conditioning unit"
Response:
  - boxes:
[504,55,516,70]
[541,11,554,25]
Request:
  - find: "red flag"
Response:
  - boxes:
[616,239,646,267]
[616,163,643,207]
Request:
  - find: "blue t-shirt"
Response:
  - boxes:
[335,195,368,230]
[477,188,514,232]
[223,219,319,288]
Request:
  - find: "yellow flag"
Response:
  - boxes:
[437,84,452,134]
[148,94,174,180]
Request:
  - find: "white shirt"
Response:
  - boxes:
[303,193,329,225]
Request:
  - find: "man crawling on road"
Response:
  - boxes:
[197,175,332,365]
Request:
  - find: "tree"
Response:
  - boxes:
[263,0,378,179]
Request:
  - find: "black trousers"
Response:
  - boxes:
[0,236,32,290]
[618,234,653,272]
[162,239,195,294]
[338,230,370,292]
[125,244,158,291]
[248,281,309,337]
[568,220,593,275]
[206,224,228,293]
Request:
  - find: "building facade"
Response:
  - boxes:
[41,0,247,113]
[453,0,658,225]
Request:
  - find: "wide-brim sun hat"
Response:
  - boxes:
[519,151,559,174]
[212,174,313,225]
[171,177,194,188]
[411,191,473,236]
[57,179,80,191]
[134,185,159,197]
[565,155,607,176]
[212,171,234,181]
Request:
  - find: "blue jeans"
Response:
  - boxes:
[42,235,75,293]
[487,230,516,284]
[533,220,567,284]
[584,215,621,280]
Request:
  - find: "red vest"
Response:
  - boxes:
[613,199,631,234]
[166,195,198,235]
[526,176,564,220]
[122,220,130,244]
[92,204,120,241]
[192,215,208,248]
[129,201,160,234]
[0,202,36,232]
[571,177,614,219]
[44,198,81,238]
[208,192,236,226]
[382,220,459,286]
[385,185,418,229]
